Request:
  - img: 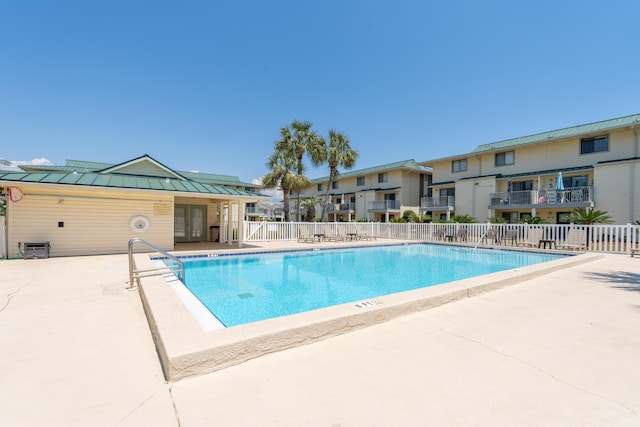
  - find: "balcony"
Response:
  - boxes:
[368,200,401,212]
[420,196,455,212]
[245,206,261,215]
[489,186,594,209]
[289,205,309,216]
[326,203,355,214]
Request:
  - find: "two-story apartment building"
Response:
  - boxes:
[420,114,640,224]
[300,160,430,222]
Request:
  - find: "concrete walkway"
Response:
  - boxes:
[1,249,640,426]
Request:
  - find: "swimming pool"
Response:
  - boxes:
[141,241,597,380]
[176,244,564,328]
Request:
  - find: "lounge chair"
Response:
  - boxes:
[298,227,319,243]
[434,228,445,241]
[323,225,344,242]
[336,225,349,241]
[355,224,375,240]
[456,228,467,242]
[523,228,544,247]
[558,229,586,251]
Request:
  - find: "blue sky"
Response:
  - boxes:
[1,0,639,188]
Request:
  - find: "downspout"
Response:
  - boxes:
[631,122,639,222]
[0,190,7,258]
[473,154,481,220]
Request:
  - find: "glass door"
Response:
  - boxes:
[174,204,207,242]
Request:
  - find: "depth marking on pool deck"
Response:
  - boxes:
[353,300,383,308]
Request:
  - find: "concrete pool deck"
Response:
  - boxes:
[2,240,640,426]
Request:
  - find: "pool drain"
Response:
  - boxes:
[237,293,254,299]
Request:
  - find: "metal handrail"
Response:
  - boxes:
[127,238,185,291]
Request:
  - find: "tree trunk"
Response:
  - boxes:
[283,189,291,222]
[321,165,338,222]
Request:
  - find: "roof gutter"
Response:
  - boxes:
[0,180,270,202]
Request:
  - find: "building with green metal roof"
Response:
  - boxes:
[300,159,431,222]
[419,113,640,223]
[0,155,270,258]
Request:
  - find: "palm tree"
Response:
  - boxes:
[452,214,478,223]
[318,129,358,221]
[275,120,325,221]
[569,207,613,224]
[262,149,297,222]
[520,216,548,224]
[300,196,322,222]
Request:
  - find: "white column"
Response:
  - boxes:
[227,202,233,246]
[237,201,245,248]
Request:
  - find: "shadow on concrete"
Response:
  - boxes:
[582,270,640,293]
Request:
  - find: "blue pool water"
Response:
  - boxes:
[175,244,565,328]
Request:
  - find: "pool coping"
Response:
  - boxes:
[136,244,603,382]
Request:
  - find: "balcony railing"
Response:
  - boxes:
[289,206,308,216]
[326,203,355,214]
[489,186,593,208]
[368,200,401,211]
[420,196,455,211]
[245,206,261,215]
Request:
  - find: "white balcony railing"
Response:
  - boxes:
[326,203,355,214]
[490,186,593,207]
[420,196,455,210]
[368,200,401,211]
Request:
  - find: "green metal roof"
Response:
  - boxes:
[0,171,269,199]
[430,165,594,187]
[22,156,261,188]
[66,159,113,170]
[472,113,640,153]
[308,159,429,183]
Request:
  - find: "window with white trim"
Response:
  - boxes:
[452,159,467,172]
[495,151,514,166]
[580,135,608,154]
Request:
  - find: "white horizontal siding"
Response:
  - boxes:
[594,162,634,224]
[8,192,173,257]
[115,162,175,178]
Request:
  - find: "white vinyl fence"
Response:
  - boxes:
[242,221,640,255]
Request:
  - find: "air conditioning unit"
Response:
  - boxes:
[23,242,51,259]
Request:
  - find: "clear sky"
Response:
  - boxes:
[1,0,639,188]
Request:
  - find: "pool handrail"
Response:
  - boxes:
[127,238,185,291]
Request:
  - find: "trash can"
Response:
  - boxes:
[210,226,220,242]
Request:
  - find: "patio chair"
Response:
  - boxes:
[522,228,544,247]
[545,190,557,204]
[298,226,319,243]
[558,229,586,251]
[503,229,518,246]
[433,228,445,241]
[482,228,499,245]
[570,189,583,203]
[456,228,468,242]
